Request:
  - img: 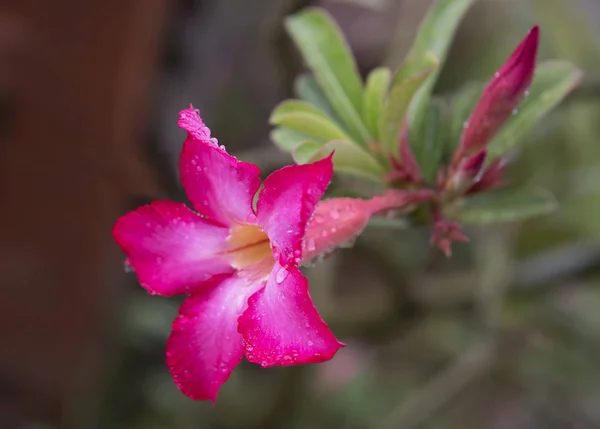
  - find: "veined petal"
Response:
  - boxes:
[178,108,261,226]
[113,201,233,296]
[166,274,265,402]
[256,156,333,267]
[238,264,344,367]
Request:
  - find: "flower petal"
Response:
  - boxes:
[256,156,333,267]
[113,201,232,296]
[178,108,261,226]
[239,264,344,367]
[166,274,265,402]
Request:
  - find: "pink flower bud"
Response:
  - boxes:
[444,149,487,196]
[452,26,539,166]
[467,157,506,194]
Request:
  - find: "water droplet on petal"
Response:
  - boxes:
[124,261,135,273]
[524,89,530,97]
[275,266,289,284]
[330,208,340,219]
[463,121,469,129]
[512,108,518,116]
[306,239,316,251]
[283,354,292,361]
[494,72,500,78]
[307,340,314,347]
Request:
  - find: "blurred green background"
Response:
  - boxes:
[1,0,600,428]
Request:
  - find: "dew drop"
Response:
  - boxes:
[307,340,314,347]
[306,239,316,251]
[330,208,340,219]
[512,108,518,116]
[287,228,293,233]
[494,72,500,78]
[124,261,135,273]
[283,354,292,361]
[463,121,469,129]
[275,266,289,284]
[524,89,530,97]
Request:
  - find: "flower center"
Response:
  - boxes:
[226,224,274,273]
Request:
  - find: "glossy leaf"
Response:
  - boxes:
[449,187,557,224]
[362,67,391,140]
[292,140,324,164]
[379,53,438,155]
[294,73,336,117]
[415,97,450,182]
[271,127,318,152]
[487,60,582,158]
[308,140,386,182]
[405,0,476,130]
[285,8,372,145]
[270,100,353,142]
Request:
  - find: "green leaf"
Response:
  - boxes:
[270,127,317,152]
[487,60,583,159]
[379,53,438,155]
[362,67,391,140]
[308,140,386,182]
[292,140,323,164]
[415,97,450,182]
[405,0,476,131]
[294,73,336,117]
[449,188,557,224]
[270,100,353,142]
[285,8,372,145]
[449,82,483,149]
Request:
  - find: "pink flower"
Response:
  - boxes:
[113,107,344,402]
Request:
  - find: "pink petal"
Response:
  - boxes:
[112,201,232,296]
[178,108,261,226]
[238,264,344,367]
[166,274,265,402]
[256,156,333,267]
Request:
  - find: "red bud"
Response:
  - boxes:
[452,26,539,167]
[387,120,423,184]
[444,149,487,195]
[467,157,506,194]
